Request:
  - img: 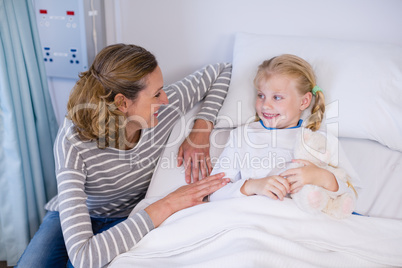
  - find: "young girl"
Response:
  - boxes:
[210,54,357,218]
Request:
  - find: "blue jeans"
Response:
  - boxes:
[16,211,127,268]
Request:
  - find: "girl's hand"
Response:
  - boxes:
[241,176,290,201]
[145,173,229,227]
[177,120,213,184]
[280,159,338,193]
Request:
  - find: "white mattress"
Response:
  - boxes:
[340,137,402,219]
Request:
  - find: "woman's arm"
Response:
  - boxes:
[55,128,229,268]
[177,119,213,183]
[55,134,154,268]
[165,63,232,183]
[145,173,229,227]
[164,63,232,122]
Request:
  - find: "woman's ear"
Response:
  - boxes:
[300,92,312,111]
[114,93,129,113]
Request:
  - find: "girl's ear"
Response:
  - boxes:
[300,92,312,111]
[114,93,129,113]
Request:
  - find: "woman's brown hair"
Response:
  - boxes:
[67,43,158,148]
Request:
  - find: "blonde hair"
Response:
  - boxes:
[253,54,325,131]
[67,43,158,149]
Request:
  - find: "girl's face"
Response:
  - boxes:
[255,74,311,129]
[124,66,169,131]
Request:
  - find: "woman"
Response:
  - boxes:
[16,44,232,267]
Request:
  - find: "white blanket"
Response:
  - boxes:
[109,196,402,267]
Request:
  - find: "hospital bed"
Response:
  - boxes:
[108,32,402,267]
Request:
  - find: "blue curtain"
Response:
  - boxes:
[0,0,58,265]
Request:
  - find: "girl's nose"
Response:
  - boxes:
[263,100,273,110]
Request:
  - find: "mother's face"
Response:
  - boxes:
[117,66,169,131]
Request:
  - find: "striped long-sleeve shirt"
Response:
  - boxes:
[44,63,232,268]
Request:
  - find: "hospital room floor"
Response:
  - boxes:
[0,261,12,268]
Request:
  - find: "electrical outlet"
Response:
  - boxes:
[34,0,105,79]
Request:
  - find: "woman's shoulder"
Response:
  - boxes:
[56,117,97,149]
[57,117,76,140]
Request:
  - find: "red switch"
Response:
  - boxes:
[39,9,47,14]
[66,11,75,16]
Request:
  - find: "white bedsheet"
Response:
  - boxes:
[110,196,402,267]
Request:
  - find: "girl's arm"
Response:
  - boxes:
[280,160,339,193]
[240,176,291,201]
[280,131,356,196]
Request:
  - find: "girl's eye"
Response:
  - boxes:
[155,92,161,98]
[273,95,282,101]
[257,93,265,99]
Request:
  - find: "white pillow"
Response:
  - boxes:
[215,33,402,152]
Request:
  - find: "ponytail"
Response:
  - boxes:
[67,68,125,149]
[305,90,325,132]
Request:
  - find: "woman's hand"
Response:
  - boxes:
[240,176,290,201]
[280,159,339,193]
[145,173,229,227]
[177,120,214,184]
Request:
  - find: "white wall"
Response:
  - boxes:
[105,0,402,84]
[47,77,75,125]
[49,0,402,124]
